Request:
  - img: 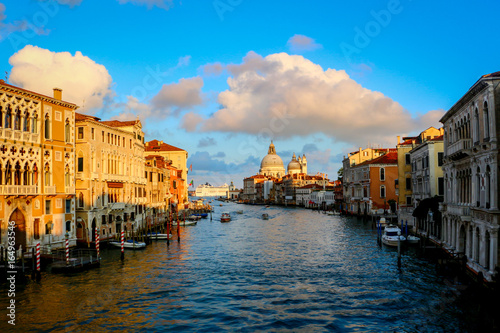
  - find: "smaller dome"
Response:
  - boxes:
[287,160,301,171]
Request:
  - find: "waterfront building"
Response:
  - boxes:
[348,151,398,215]
[296,184,323,207]
[165,162,185,212]
[145,140,188,209]
[145,155,169,226]
[439,71,500,281]
[342,147,393,213]
[242,174,267,202]
[0,81,78,252]
[194,183,229,197]
[228,181,241,200]
[74,113,146,244]
[342,148,395,214]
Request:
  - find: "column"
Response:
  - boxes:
[472,227,477,262]
[466,226,472,258]
[489,230,498,273]
[479,228,485,267]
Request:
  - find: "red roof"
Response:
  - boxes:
[428,135,444,142]
[75,112,101,122]
[100,120,139,127]
[357,151,398,166]
[145,140,185,152]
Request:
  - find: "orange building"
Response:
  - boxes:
[0,81,78,252]
[348,151,398,215]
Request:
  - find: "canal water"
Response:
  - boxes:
[1,202,473,332]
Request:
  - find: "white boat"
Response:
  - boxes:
[221,213,231,223]
[109,239,146,249]
[407,235,420,244]
[187,214,202,221]
[145,232,172,240]
[381,225,406,247]
[236,210,243,214]
[180,220,198,226]
[327,211,341,216]
[262,213,269,220]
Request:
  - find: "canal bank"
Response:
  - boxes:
[1,203,497,332]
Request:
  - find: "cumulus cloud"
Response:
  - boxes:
[181,112,204,132]
[117,0,174,10]
[287,34,322,53]
[196,51,437,147]
[200,62,224,76]
[9,45,113,112]
[151,77,204,116]
[197,137,217,148]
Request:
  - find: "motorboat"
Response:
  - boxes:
[109,239,146,249]
[145,232,172,240]
[192,213,208,218]
[407,235,420,244]
[262,213,269,220]
[381,225,406,247]
[187,214,202,221]
[180,219,198,226]
[236,210,243,214]
[221,213,231,223]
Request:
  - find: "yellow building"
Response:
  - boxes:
[145,155,170,225]
[145,140,188,208]
[75,113,146,244]
[0,80,78,252]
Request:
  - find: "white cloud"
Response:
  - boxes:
[197,52,441,147]
[287,34,322,53]
[151,77,204,116]
[200,62,224,76]
[0,3,50,41]
[117,0,174,10]
[9,45,114,113]
[181,112,204,132]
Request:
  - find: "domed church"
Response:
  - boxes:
[259,141,307,178]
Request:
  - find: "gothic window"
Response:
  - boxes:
[65,165,71,187]
[79,192,84,208]
[0,105,3,127]
[44,114,50,139]
[14,108,20,131]
[5,161,12,185]
[483,101,490,139]
[5,105,11,129]
[380,185,386,198]
[44,163,50,186]
[14,162,21,185]
[486,165,491,209]
[476,167,481,207]
[23,163,29,185]
[32,114,38,133]
[23,112,30,132]
[474,107,479,143]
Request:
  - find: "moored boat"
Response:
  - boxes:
[221,213,231,223]
[262,213,269,220]
[145,232,172,240]
[381,225,406,247]
[109,239,146,249]
[406,235,420,244]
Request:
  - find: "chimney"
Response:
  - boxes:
[53,88,62,100]
[397,136,400,145]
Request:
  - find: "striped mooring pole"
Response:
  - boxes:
[36,243,41,272]
[120,230,125,261]
[65,236,69,265]
[95,227,100,259]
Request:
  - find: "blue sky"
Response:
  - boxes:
[1,0,499,188]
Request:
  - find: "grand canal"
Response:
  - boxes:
[0,202,480,332]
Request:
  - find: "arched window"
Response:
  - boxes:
[5,105,11,129]
[65,165,71,187]
[380,185,386,198]
[44,114,50,139]
[483,101,490,139]
[14,162,21,185]
[474,107,479,143]
[4,161,12,185]
[14,108,21,131]
[380,168,385,181]
[32,114,38,134]
[0,105,3,127]
[23,163,29,185]
[23,112,30,132]
[476,167,481,207]
[65,119,71,142]
[486,165,491,209]
[32,163,38,186]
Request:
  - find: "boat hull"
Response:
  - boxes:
[109,241,146,249]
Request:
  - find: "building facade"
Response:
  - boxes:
[0,81,78,252]
[440,71,500,281]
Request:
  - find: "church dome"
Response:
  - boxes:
[259,141,286,177]
[287,153,301,172]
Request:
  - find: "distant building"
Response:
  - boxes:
[195,183,229,197]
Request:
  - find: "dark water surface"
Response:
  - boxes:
[2,203,468,332]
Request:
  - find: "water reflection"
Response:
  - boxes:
[2,203,468,332]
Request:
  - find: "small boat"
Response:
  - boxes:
[180,220,198,226]
[262,213,269,220]
[382,225,406,247]
[407,235,420,244]
[236,210,243,214]
[193,213,208,218]
[378,217,389,227]
[187,214,202,221]
[109,239,146,249]
[221,213,231,223]
[219,204,223,206]
[145,232,172,240]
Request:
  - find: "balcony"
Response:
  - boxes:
[447,204,472,221]
[0,128,40,143]
[65,186,75,194]
[446,138,472,161]
[45,186,56,194]
[109,202,125,210]
[0,185,39,195]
